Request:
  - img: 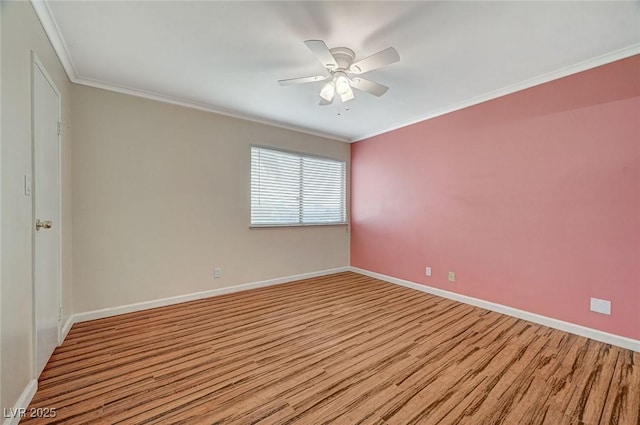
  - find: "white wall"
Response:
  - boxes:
[71,84,350,313]
[0,1,73,412]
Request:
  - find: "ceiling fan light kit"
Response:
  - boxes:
[340,91,355,103]
[278,40,400,106]
[319,82,335,101]
[334,73,351,95]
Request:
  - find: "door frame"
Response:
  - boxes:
[31,52,63,377]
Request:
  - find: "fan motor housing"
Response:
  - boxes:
[329,47,355,70]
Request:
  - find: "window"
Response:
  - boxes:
[251,146,347,227]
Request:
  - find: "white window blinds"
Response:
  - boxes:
[251,146,347,226]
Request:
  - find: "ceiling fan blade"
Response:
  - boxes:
[319,97,334,106]
[349,47,400,74]
[278,75,328,86]
[304,40,338,69]
[350,77,389,97]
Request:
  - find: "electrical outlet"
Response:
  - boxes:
[448,272,456,282]
[214,268,221,278]
[590,298,611,315]
[425,267,432,277]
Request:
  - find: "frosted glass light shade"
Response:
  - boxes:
[320,82,335,101]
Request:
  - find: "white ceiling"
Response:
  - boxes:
[37,1,640,142]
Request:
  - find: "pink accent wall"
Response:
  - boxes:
[351,56,640,340]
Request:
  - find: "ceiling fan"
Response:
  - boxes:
[278,40,400,105]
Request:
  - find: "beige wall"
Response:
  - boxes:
[1,2,348,410]
[1,1,73,412]
[71,85,350,313]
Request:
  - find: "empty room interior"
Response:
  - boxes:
[1,1,639,424]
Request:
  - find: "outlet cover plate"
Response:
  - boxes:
[590,298,611,315]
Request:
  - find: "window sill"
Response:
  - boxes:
[250,223,348,229]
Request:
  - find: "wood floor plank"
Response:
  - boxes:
[22,272,639,425]
[598,349,640,425]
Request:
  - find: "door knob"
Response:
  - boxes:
[35,219,53,231]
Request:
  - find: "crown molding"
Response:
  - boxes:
[353,43,640,142]
[73,76,350,142]
[31,0,78,80]
[29,0,350,143]
[31,0,638,145]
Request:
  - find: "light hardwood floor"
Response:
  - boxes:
[23,272,639,424]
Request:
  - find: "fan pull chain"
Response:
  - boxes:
[337,103,350,116]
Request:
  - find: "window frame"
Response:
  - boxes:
[250,145,348,229]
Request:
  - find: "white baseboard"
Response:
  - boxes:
[350,267,640,353]
[72,267,350,324]
[59,315,74,344]
[2,379,37,425]
[60,265,639,353]
[9,266,345,422]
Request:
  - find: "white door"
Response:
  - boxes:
[33,55,62,378]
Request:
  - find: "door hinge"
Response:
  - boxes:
[58,307,63,320]
[57,121,62,135]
